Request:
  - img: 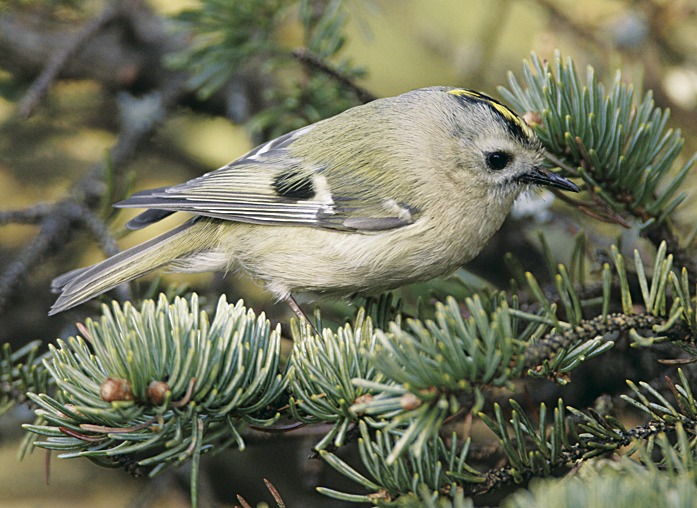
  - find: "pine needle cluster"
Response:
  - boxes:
[2,1,697,505]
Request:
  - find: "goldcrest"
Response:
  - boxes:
[50,87,578,316]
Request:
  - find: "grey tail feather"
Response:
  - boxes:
[51,266,91,292]
[49,221,205,315]
[125,209,175,230]
[114,187,175,230]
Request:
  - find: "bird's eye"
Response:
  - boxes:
[485,151,512,171]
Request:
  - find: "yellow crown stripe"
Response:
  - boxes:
[447,88,534,136]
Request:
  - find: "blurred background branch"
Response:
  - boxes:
[0,0,696,506]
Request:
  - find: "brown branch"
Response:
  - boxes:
[0,4,267,319]
[17,3,122,119]
[74,204,121,258]
[0,5,265,121]
[291,47,376,104]
[0,203,54,225]
[0,206,72,311]
[468,418,682,497]
[0,5,170,90]
[521,313,671,370]
[0,73,189,315]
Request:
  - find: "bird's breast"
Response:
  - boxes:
[227,192,514,298]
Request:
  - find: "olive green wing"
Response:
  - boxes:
[118,124,420,232]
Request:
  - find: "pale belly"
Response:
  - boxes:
[223,210,506,299]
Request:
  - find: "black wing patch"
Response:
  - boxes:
[116,123,420,233]
[272,169,316,200]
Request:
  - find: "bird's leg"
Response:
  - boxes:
[284,294,319,335]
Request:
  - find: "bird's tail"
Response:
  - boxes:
[49,220,220,315]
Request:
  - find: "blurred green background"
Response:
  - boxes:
[0,0,695,506]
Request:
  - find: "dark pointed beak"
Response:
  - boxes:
[519,167,579,192]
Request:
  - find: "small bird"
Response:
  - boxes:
[49,87,579,316]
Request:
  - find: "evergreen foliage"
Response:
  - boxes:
[499,52,695,227]
[24,295,285,506]
[2,1,697,506]
[169,0,367,138]
[17,234,697,505]
[0,340,48,418]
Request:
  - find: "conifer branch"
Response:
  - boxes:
[521,312,666,369]
[3,36,697,506]
[23,295,286,508]
[500,52,696,244]
[0,341,49,418]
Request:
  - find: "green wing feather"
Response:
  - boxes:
[118,107,421,232]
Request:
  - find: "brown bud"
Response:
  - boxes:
[368,489,391,502]
[147,380,170,405]
[400,392,422,411]
[100,377,134,402]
